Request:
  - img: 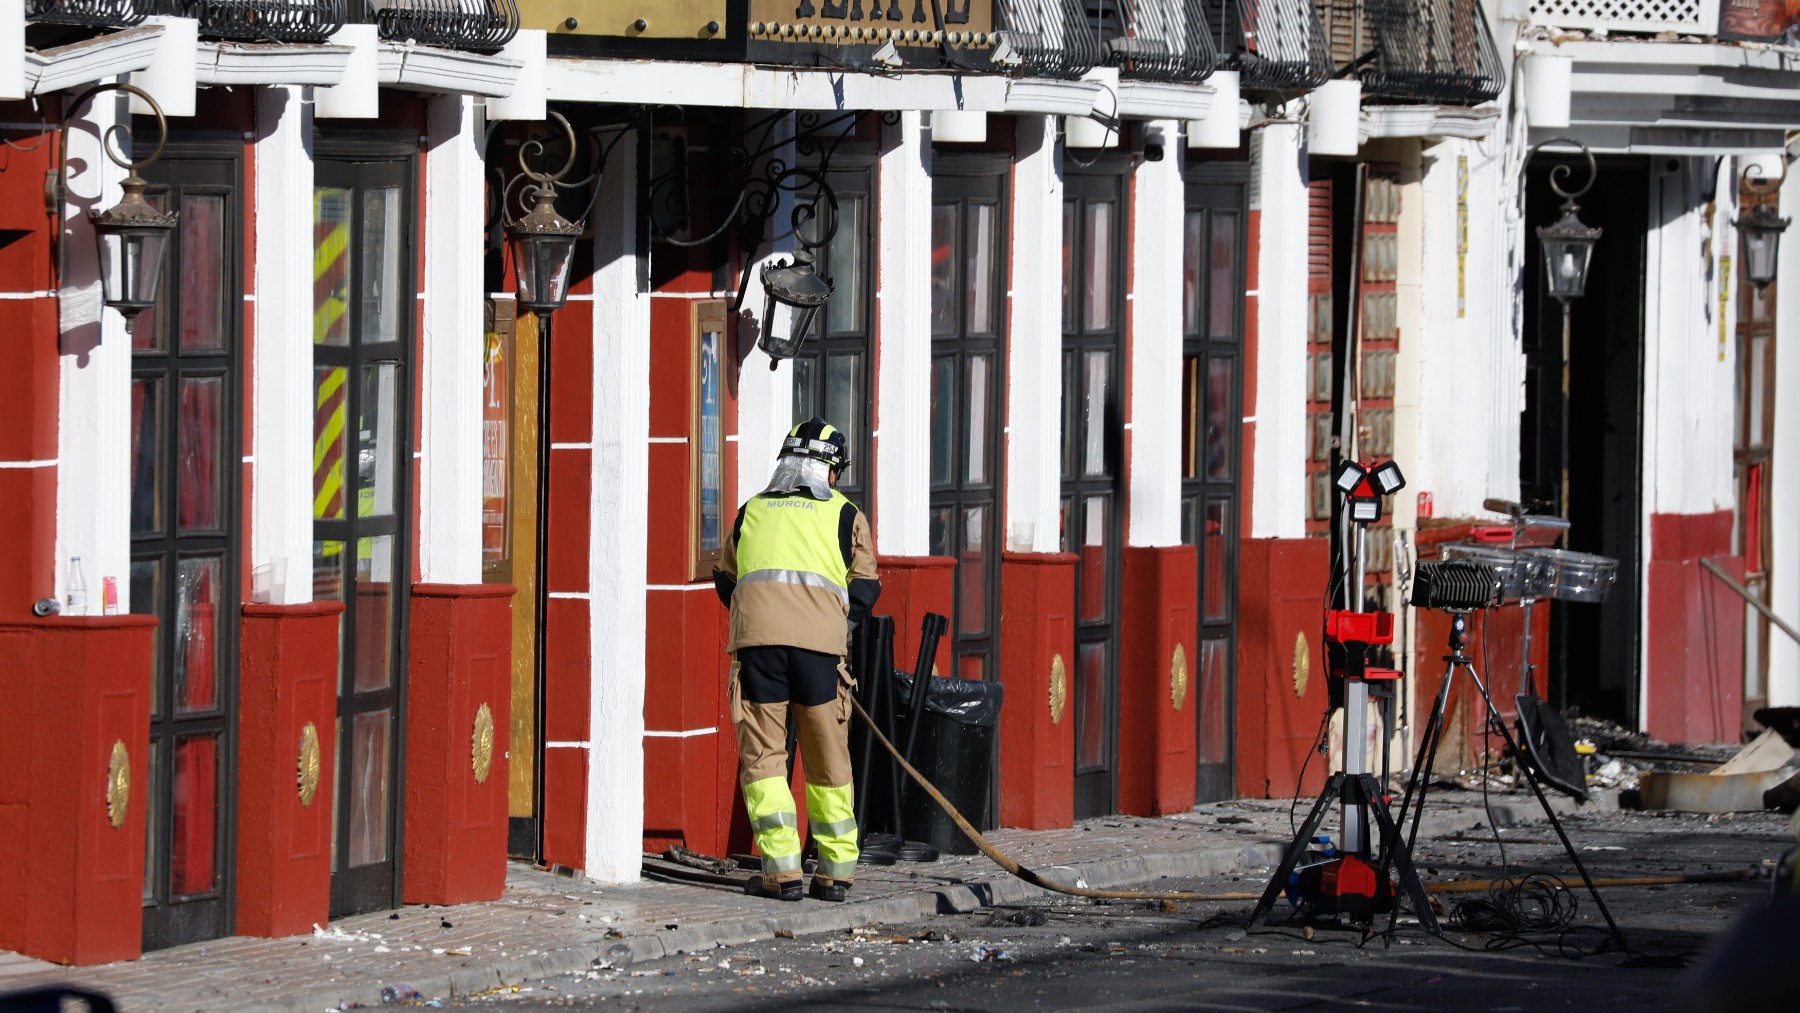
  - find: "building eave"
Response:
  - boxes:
[1114,79,1215,122]
[195,41,354,87]
[377,43,523,97]
[26,24,164,96]
[1360,103,1501,142]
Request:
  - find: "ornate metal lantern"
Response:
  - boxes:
[1736,203,1790,291]
[505,113,583,315]
[64,83,178,333]
[1532,142,1602,304]
[757,252,832,367]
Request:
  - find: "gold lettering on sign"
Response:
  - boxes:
[473,703,496,784]
[1049,653,1067,725]
[106,740,130,829]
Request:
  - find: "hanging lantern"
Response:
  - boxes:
[1535,199,1601,303]
[507,181,581,314]
[89,169,178,330]
[1736,203,1790,290]
[757,254,832,368]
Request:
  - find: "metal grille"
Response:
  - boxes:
[1087,0,1218,82]
[354,0,518,50]
[1525,0,1718,34]
[1205,0,1331,92]
[994,0,1105,79]
[1316,0,1503,105]
[147,1,347,42]
[26,0,148,28]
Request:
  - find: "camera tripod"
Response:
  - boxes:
[1376,609,1626,945]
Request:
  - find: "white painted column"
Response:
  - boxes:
[417,94,485,585]
[1126,121,1183,548]
[1249,118,1307,538]
[1005,115,1062,554]
[735,118,795,510]
[54,89,129,612]
[875,110,932,556]
[251,85,316,604]
[1769,166,1800,707]
[586,130,650,883]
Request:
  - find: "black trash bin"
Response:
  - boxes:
[891,672,1004,856]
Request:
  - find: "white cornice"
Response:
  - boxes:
[195,41,353,86]
[1001,77,1107,117]
[1115,79,1215,121]
[1359,104,1501,141]
[26,24,164,96]
[377,42,522,97]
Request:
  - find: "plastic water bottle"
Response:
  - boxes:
[67,555,87,612]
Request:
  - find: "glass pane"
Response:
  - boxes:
[1206,356,1234,480]
[1083,350,1110,477]
[1084,202,1114,332]
[361,187,404,344]
[825,353,862,488]
[353,535,397,693]
[347,709,392,867]
[313,366,348,520]
[966,354,991,485]
[130,559,163,714]
[179,194,227,352]
[143,741,160,900]
[930,356,955,486]
[1205,499,1230,621]
[1059,496,1074,554]
[826,194,865,334]
[131,377,163,537]
[966,203,997,334]
[928,506,954,559]
[359,363,399,518]
[134,189,172,353]
[1076,642,1106,769]
[174,556,222,714]
[958,654,986,683]
[1180,495,1201,547]
[1182,209,1202,336]
[1079,496,1108,622]
[1182,354,1201,480]
[1749,334,1768,446]
[177,376,224,531]
[171,734,219,896]
[1061,201,1076,330]
[959,505,988,634]
[1061,349,1078,479]
[1197,639,1228,764]
[313,188,353,347]
[312,539,348,601]
[930,204,957,336]
[792,356,817,426]
[1209,212,1239,339]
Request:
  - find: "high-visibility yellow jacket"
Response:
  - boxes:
[717,490,879,656]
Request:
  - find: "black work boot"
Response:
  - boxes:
[744,876,803,902]
[807,878,849,902]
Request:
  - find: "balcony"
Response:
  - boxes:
[357,0,519,50]
[143,1,347,42]
[27,0,148,29]
[1525,0,1719,36]
[1085,0,1217,82]
[1317,0,1503,106]
[994,0,1106,78]
[1207,0,1330,92]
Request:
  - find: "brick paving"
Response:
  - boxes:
[0,790,1594,1013]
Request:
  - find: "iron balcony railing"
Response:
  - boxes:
[1317,0,1502,106]
[26,0,148,29]
[1205,0,1330,93]
[145,1,347,42]
[1087,0,1217,82]
[353,0,519,50]
[993,0,1105,79]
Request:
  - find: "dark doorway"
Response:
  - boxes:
[132,133,243,951]
[1522,155,1647,724]
[313,141,416,916]
[1183,164,1248,803]
[1063,161,1127,819]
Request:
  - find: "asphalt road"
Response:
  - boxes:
[439,808,1794,1012]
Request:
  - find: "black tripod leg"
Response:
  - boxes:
[1360,774,1437,935]
[1462,663,1628,947]
[1250,773,1344,929]
[1382,660,1459,935]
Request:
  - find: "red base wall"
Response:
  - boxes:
[0,616,156,964]
[997,553,1077,829]
[404,584,514,904]
[1645,511,1743,745]
[876,555,955,676]
[643,587,730,859]
[237,601,343,937]
[1118,545,1199,816]
[1235,539,1331,800]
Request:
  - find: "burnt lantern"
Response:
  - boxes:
[756,254,832,369]
[1736,203,1791,290]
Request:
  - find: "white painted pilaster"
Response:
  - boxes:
[1005,115,1062,554]
[586,130,649,883]
[735,117,795,511]
[1769,165,1800,707]
[418,94,484,585]
[875,110,932,556]
[251,85,315,604]
[55,89,129,612]
[1249,118,1307,538]
[1127,120,1182,548]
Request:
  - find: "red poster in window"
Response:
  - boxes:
[482,308,511,571]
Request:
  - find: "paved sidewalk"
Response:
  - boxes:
[0,788,1599,1013]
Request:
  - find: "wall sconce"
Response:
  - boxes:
[60,82,178,333]
[1531,139,1601,304]
[1735,156,1790,291]
[504,111,584,316]
[757,250,832,367]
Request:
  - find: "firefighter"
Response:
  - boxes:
[715,418,881,902]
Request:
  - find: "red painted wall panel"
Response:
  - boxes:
[237,601,342,937]
[876,555,956,677]
[541,747,587,870]
[543,596,591,743]
[0,616,156,965]
[546,303,594,445]
[997,553,1077,829]
[1236,538,1330,799]
[544,447,591,594]
[1118,545,1200,815]
[1644,511,1742,744]
[404,584,514,904]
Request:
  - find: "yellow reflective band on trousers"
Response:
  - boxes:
[742,775,803,876]
[805,780,858,883]
[734,490,853,593]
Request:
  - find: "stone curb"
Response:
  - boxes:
[226,791,1609,1013]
